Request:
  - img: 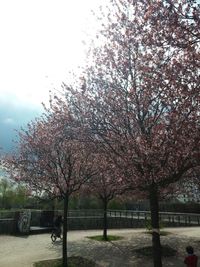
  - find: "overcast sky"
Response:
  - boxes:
[0,0,103,153]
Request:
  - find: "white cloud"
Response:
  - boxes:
[2,118,15,125]
[0,0,104,108]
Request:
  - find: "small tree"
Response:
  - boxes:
[0,179,14,209]
[87,153,126,240]
[5,101,95,267]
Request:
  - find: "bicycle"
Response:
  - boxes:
[51,227,62,242]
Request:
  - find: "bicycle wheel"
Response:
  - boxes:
[51,232,57,242]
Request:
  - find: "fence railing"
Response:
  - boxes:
[0,210,16,219]
[107,210,200,226]
[1,209,200,235]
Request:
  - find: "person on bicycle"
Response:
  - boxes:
[53,215,63,238]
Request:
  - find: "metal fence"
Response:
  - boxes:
[107,210,200,226]
[1,209,200,235]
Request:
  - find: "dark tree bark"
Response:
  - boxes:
[63,194,69,267]
[149,185,162,267]
[103,198,108,241]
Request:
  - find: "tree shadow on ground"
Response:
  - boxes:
[46,231,200,267]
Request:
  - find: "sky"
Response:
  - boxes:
[0,0,103,153]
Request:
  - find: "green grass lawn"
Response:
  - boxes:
[34,256,96,267]
[87,235,123,241]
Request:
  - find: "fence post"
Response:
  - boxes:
[172,214,174,223]
[185,216,187,226]
[178,215,180,226]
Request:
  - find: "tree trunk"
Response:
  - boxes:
[51,198,56,211]
[149,186,162,267]
[63,194,69,267]
[103,199,108,241]
[51,199,55,221]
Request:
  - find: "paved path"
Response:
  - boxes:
[0,227,200,267]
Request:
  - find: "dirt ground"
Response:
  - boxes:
[0,227,200,267]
